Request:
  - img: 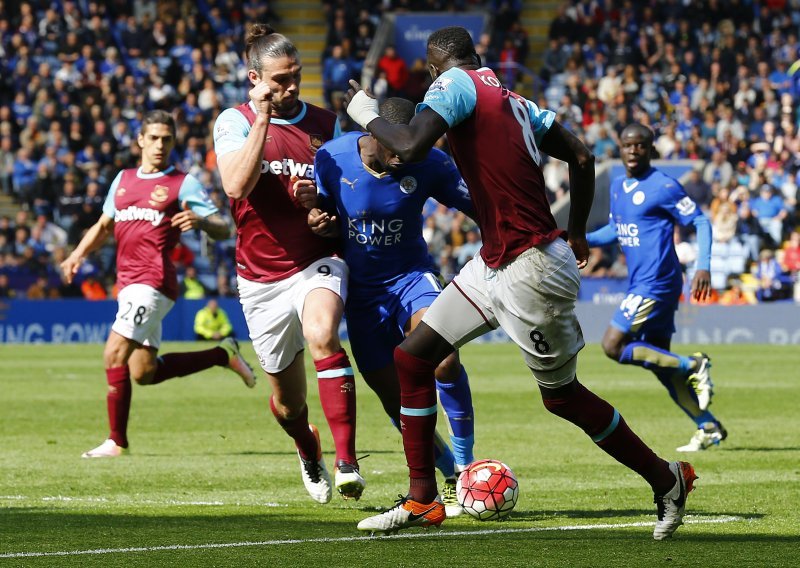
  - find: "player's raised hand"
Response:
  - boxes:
[691,269,712,302]
[249,79,273,117]
[292,175,318,209]
[344,80,380,129]
[568,235,590,269]
[171,200,201,232]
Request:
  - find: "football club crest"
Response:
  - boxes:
[116,187,126,196]
[309,134,324,153]
[399,176,418,194]
[148,184,169,206]
[632,190,645,205]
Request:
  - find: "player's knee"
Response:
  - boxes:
[601,337,622,360]
[303,325,340,359]
[434,353,461,382]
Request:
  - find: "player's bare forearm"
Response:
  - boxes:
[62,215,113,281]
[366,115,444,163]
[218,114,269,201]
[541,122,595,236]
[199,214,231,240]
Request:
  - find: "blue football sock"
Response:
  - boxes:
[654,369,719,427]
[620,341,692,374]
[436,366,475,467]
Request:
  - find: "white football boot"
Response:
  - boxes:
[219,337,256,388]
[653,461,697,540]
[335,460,366,500]
[677,422,728,452]
[297,424,332,504]
[686,352,713,411]
[441,477,464,517]
[81,439,128,458]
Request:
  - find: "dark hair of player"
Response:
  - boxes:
[427,26,478,64]
[140,110,176,137]
[621,122,655,145]
[379,98,416,126]
[244,23,298,75]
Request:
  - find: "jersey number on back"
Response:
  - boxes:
[509,95,542,166]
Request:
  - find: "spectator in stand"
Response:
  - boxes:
[718,277,754,306]
[750,184,787,247]
[754,248,791,302]
[81,273,107,300]
[194,298,234,340]
[180,264,207,299]
[682,169,713,212]
[377,46,408,98]
[498,38,519,90]
[703,150,733,188]
[782,230,800,275]
[322,45,360,108]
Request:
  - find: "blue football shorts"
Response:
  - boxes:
[346,270,442,373]
[611,292,679,339]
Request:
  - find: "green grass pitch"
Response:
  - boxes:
[1,342,798,567]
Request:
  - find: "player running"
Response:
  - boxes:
[345,26,696,540]
[61,110,255,459]
[300,97,476,512]
[587,123,727,452]
[214,24,359,503]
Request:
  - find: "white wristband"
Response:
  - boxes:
[346,90,380,129]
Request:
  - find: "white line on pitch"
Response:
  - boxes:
[0,516,743,559]
[0,495,287,507]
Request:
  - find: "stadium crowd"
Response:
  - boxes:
[1,0,799,303]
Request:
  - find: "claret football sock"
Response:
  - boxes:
[543,381,674,492]
[151,347,228,383]
[395,347,439,496]
[106,366,131,448]
[315,349,357,464]
[270,398,319,460]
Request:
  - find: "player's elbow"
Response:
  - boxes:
[574,147,595,172]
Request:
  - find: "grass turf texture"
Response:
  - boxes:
[0,342,798,567]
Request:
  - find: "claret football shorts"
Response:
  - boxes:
[237,256,348,373]
[111,283,175,349]
[423,238,584,388]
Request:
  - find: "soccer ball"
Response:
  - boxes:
[456,459,519,520]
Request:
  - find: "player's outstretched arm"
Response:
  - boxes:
[345,80,447,163]
[540,121,595,267]
[60,214,114,284]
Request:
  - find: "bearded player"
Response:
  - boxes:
[214,24,360,503]
[61,110,255,459]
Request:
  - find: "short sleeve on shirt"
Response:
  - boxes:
[178,175,218,217]
[417,67,477,127]
[524,97,556,146]
[213,108,251,158]
[102,171,123,218]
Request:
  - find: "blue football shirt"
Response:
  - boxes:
[605,167,703,299]
[315,132,473,288]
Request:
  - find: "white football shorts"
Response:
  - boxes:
[422,238,585,388]
[237,256,348,373]
[111,283,175,349]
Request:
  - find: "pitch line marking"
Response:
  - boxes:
[0,516,743,559]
